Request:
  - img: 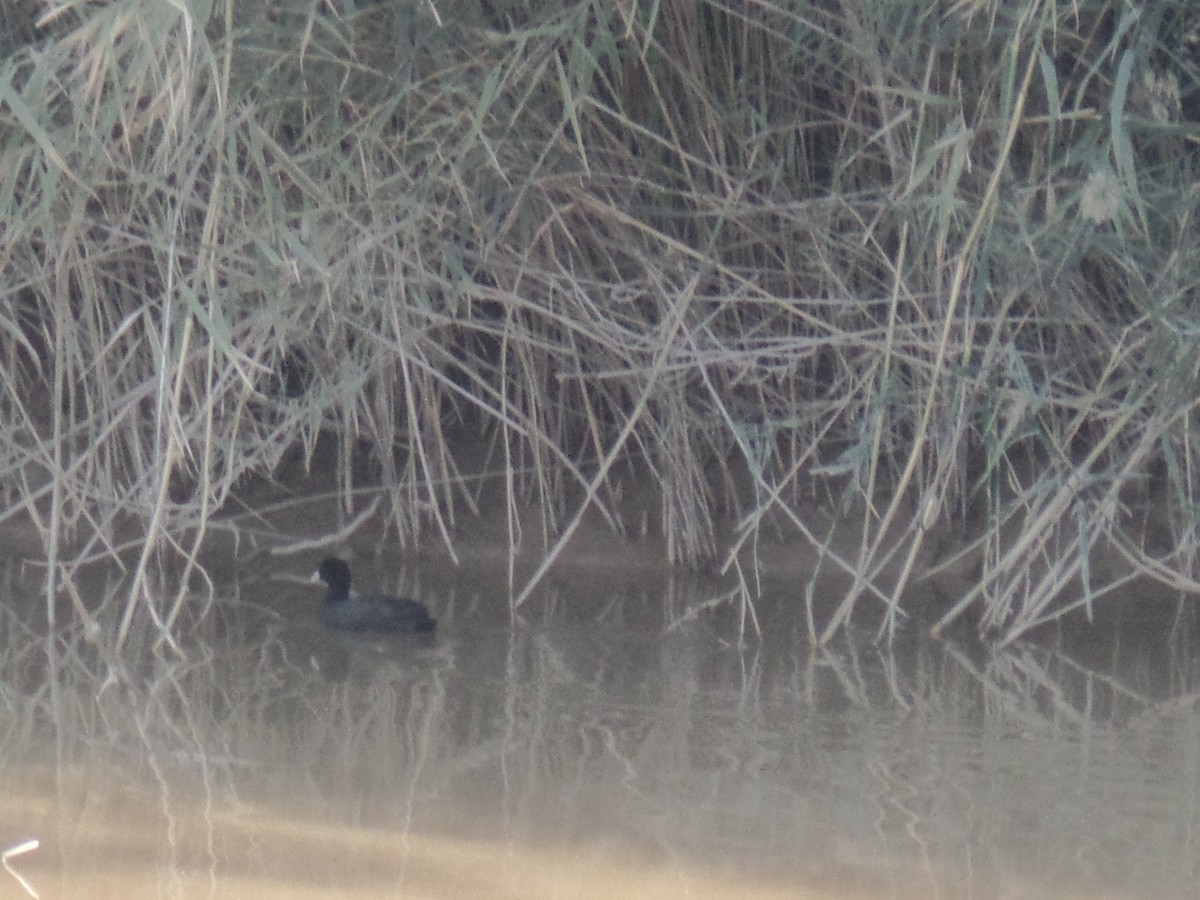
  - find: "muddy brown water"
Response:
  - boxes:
[0,555,1197,899]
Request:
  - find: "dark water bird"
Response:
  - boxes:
[312,557,436,634]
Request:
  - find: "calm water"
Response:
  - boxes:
[0,555,1197,898]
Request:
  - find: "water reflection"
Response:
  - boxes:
[0,558,1197,898]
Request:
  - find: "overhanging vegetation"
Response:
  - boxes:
[1,0,1198,646]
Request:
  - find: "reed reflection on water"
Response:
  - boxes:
[0,559,1198,899]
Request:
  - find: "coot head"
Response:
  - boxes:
[315,556,353,599]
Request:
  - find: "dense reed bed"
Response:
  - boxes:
[1,0,1197,647]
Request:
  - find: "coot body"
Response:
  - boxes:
[313,557,436,634]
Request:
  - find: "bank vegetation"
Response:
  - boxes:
[1,0,1198,647]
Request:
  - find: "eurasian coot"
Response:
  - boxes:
[312,557,436,634]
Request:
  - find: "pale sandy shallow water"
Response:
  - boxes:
[0,555,1198,899]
